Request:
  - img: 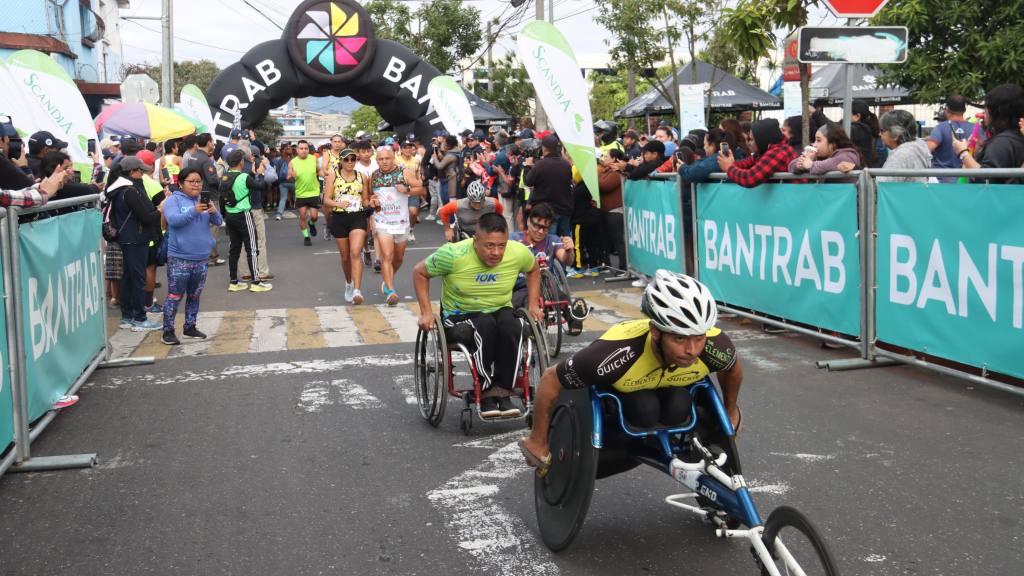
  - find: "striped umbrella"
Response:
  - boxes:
[95,102,196,141]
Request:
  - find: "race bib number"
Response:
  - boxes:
[373,186,409,233]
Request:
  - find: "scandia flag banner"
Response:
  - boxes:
[0,59,40,139]
[427,76,474,135]
[517,20,599,201]
[178,84,216,134]
[5,50,97,179]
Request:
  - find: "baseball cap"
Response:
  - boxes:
[515,128,535,139]
[226,148,246,167]
[340,148,356,159]
[120,156,150,172]
[28,131,68,154]
[541,134,561,149]
[473,130,486,140]
[102,149,114,160]
[459,129,474,138]
[355,130,367,140]
[401,134,416,146]
[136,149,157,168]
[229,128,245,139]
[0,115,16,138]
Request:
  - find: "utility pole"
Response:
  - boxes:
[486,21,494,68]
[161,0,174,108]
[533,0,548,130]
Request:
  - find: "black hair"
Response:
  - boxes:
[177,166,203,185]
[183,134,198,150]
[213,141,225,160]
[196,133,213,148]
[354,139,373,151]
[606,148,626,161]
[528,202,554,222]
[477,212,507,235]
[145,141,158,152]
[40,151,70,177]
[705,128,736,154]
[444,135,458,149]
[983,84,1024,135]
[227,149,245,168]
[945,94,967,114]
[121,139,143,156]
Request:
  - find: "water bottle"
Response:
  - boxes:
[536,251,548,269]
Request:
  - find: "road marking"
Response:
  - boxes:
[107,324,148,360]
[347,305,400,344]
[585,292,644,320]
[207,310,255,355]
[768,452,836,463]
[286,307,328,349]
[317,305,361,347]
[378,303,420,342]
[334,379,384,409]
[170,311,223,358]
[298,381,332,413]
[394,374,418,405]
[427,441,559,576]
[250,308,288,352]
[298,379,384,412]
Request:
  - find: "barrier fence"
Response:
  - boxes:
[0,195,103,480]
[622,167,1024,397]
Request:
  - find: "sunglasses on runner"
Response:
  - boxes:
[342,156,357,162]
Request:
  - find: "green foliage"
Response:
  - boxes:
[253,115,283,145]
[343,106,384,139]
[366,0,483,74]
[589,70,630,121]
[873,0,1024,103]
[470,54,536,124]
[138,59,221,93]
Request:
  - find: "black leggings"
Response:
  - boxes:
[619,387,693,428]
[444,307,522,390]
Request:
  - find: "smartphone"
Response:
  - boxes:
[720,142,731,156]
[88,139,97,155]
[72,169,82,182]
[200,192,211,205]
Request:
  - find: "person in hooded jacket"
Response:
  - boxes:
[877,110,933,183]
[108,156,163,331]
[788,123,863,182]
[717,119,799,188]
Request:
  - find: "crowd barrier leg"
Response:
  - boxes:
[5,203,97,474]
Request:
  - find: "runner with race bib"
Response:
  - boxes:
[371,146,422,305]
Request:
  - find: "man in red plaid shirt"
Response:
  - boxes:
[717,119,798,188]
[0,169,67,208]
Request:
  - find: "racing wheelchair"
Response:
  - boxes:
[533,252,589,359]
[534,380,840,575]
[414,308,549,434]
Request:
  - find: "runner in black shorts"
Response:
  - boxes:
[323,147,371,304]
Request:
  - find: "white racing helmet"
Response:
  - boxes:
[641,270,718,336]
[466,180,487,203]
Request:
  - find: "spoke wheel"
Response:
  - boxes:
[758,506,841,576]
[539,270,563,358]
[414,316,448,427]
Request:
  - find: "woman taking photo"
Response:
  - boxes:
[788,123,863,181]
[159,167,222,345]
[323,148,371,305]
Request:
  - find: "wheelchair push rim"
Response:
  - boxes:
[539,268,565,359]
[414,313,448,427]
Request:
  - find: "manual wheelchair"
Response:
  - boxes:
[531,252,589,359]
[414,308,549,434]
[534,379,840,575]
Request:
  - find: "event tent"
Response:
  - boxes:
[614,60,781,118]
[377,87,512,133]
[808,63,912,105]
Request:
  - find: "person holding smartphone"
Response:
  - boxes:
[158,166,223,345]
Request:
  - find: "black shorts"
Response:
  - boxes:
[295,197,321,209]
[329,211,368,238]
[147,244,160,266]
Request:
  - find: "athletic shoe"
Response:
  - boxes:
[480,397,501,418]
[131,319,161,332]
[183,326,207,339]
[345,282,355,303]
[274,213,282,221]
[425,213,436,221]
[249,282,273,293]
[373,259,382,273]
[309,221,317,237]
[352,289,363,305]
[228,282,249,292]
[210,258,226,266]
[585,268,600,277]
[161,331,180,345]
[304,237,312,246]
[569,298,590,321]
[53,395,79,409]
[362,250,372,266]
[386,291,399,306]
[567,267,585,279]
[631,277,648,288]
[408,231,416,244]
[147,302,164,314]
[612,272,630,280]
[497,396,521,417]
[119,318,134,329]
[324,229,332,240]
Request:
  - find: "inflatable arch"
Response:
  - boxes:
[205,0,446,143]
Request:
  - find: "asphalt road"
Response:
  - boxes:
[0,209,1022,576]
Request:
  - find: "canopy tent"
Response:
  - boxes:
[379,87,512,133]
[615,60,781,118]
[808,63,912,105]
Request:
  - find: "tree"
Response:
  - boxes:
[253,115,283,146]
[470,53,535,123]
[589,70,630,122]
[365,0,482,74]
[343,106,384,138]
[873,0,1024,103]
[135,59,221,94]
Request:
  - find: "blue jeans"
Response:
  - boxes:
[555,214,572,238]
[276,182,294,216]
[118,242,148,322]
[439,181,453,224]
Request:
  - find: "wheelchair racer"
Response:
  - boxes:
[413,213,545,418]
[510,202,589,335]
[438,180,504,242]
[520,270,744,471]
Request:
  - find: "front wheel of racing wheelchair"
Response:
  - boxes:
[533,380,840,575]
[414,308,550,434]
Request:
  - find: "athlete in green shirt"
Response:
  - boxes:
[413,213,544,417]
[288,140,321,246]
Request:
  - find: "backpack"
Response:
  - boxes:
[218,172,248,209]
[101,189,131,242]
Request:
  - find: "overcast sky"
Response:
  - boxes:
[119,0,617,69]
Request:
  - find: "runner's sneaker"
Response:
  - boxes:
[631,277,648,288]
[344,282,355,303]
[309,220,317,237]
[386,291,399,306]
[53,395,79,409]
[585,268,600,277]
[408,230,416,244]
[161,331,180,345]
[147,302,164,314]
[275,213,283,221]
[497,396,521,417]
[567,267,585,279]
[373,259,382,273]
[210,257,226,266]
[131,319,161,332]
[228,282,249,292]
[480,397,501,418]
[352,289,363,305]
[425,213,436,221]
[304,237,312,246]
[362,249,372,266]
[183,326,207,339]
[250,282,273,293]
[119,318,134,329]
[569,298,590,321]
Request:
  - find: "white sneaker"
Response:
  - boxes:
[344,282,354,303]
[352,289,363,305]
[631,277,648,288]
[425,213,436,221]
[408,231,416,244]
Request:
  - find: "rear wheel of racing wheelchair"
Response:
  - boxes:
[757,506,841,576]
[539,268,563,359]
[414,314,449,427]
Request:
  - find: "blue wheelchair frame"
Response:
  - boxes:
[589,378,763,528]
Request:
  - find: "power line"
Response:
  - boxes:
[124,19,248,54]
[554,5,598,22]
[236,0,285,30]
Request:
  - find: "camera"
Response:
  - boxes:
[518,138,543,159]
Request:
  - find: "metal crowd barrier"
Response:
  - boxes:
[622,166,1024,399]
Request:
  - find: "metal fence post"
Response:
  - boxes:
[864,172,878,362]
[690,181,699,281]
[4,206,31,464]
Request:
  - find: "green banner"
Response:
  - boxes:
[0,216,13,452]
[697,182,861,336]
[19,210,105,421]
[624,179,685,277]
[877,183,1024,379]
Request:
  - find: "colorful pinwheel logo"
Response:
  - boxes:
[295,1,369,75]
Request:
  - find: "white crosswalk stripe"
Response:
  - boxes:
[316,305,360,347]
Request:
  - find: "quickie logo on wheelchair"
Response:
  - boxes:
[475,273,498,284]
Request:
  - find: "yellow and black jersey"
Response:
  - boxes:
[555,319,737,393]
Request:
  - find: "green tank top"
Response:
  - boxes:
[292,155,320,198]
